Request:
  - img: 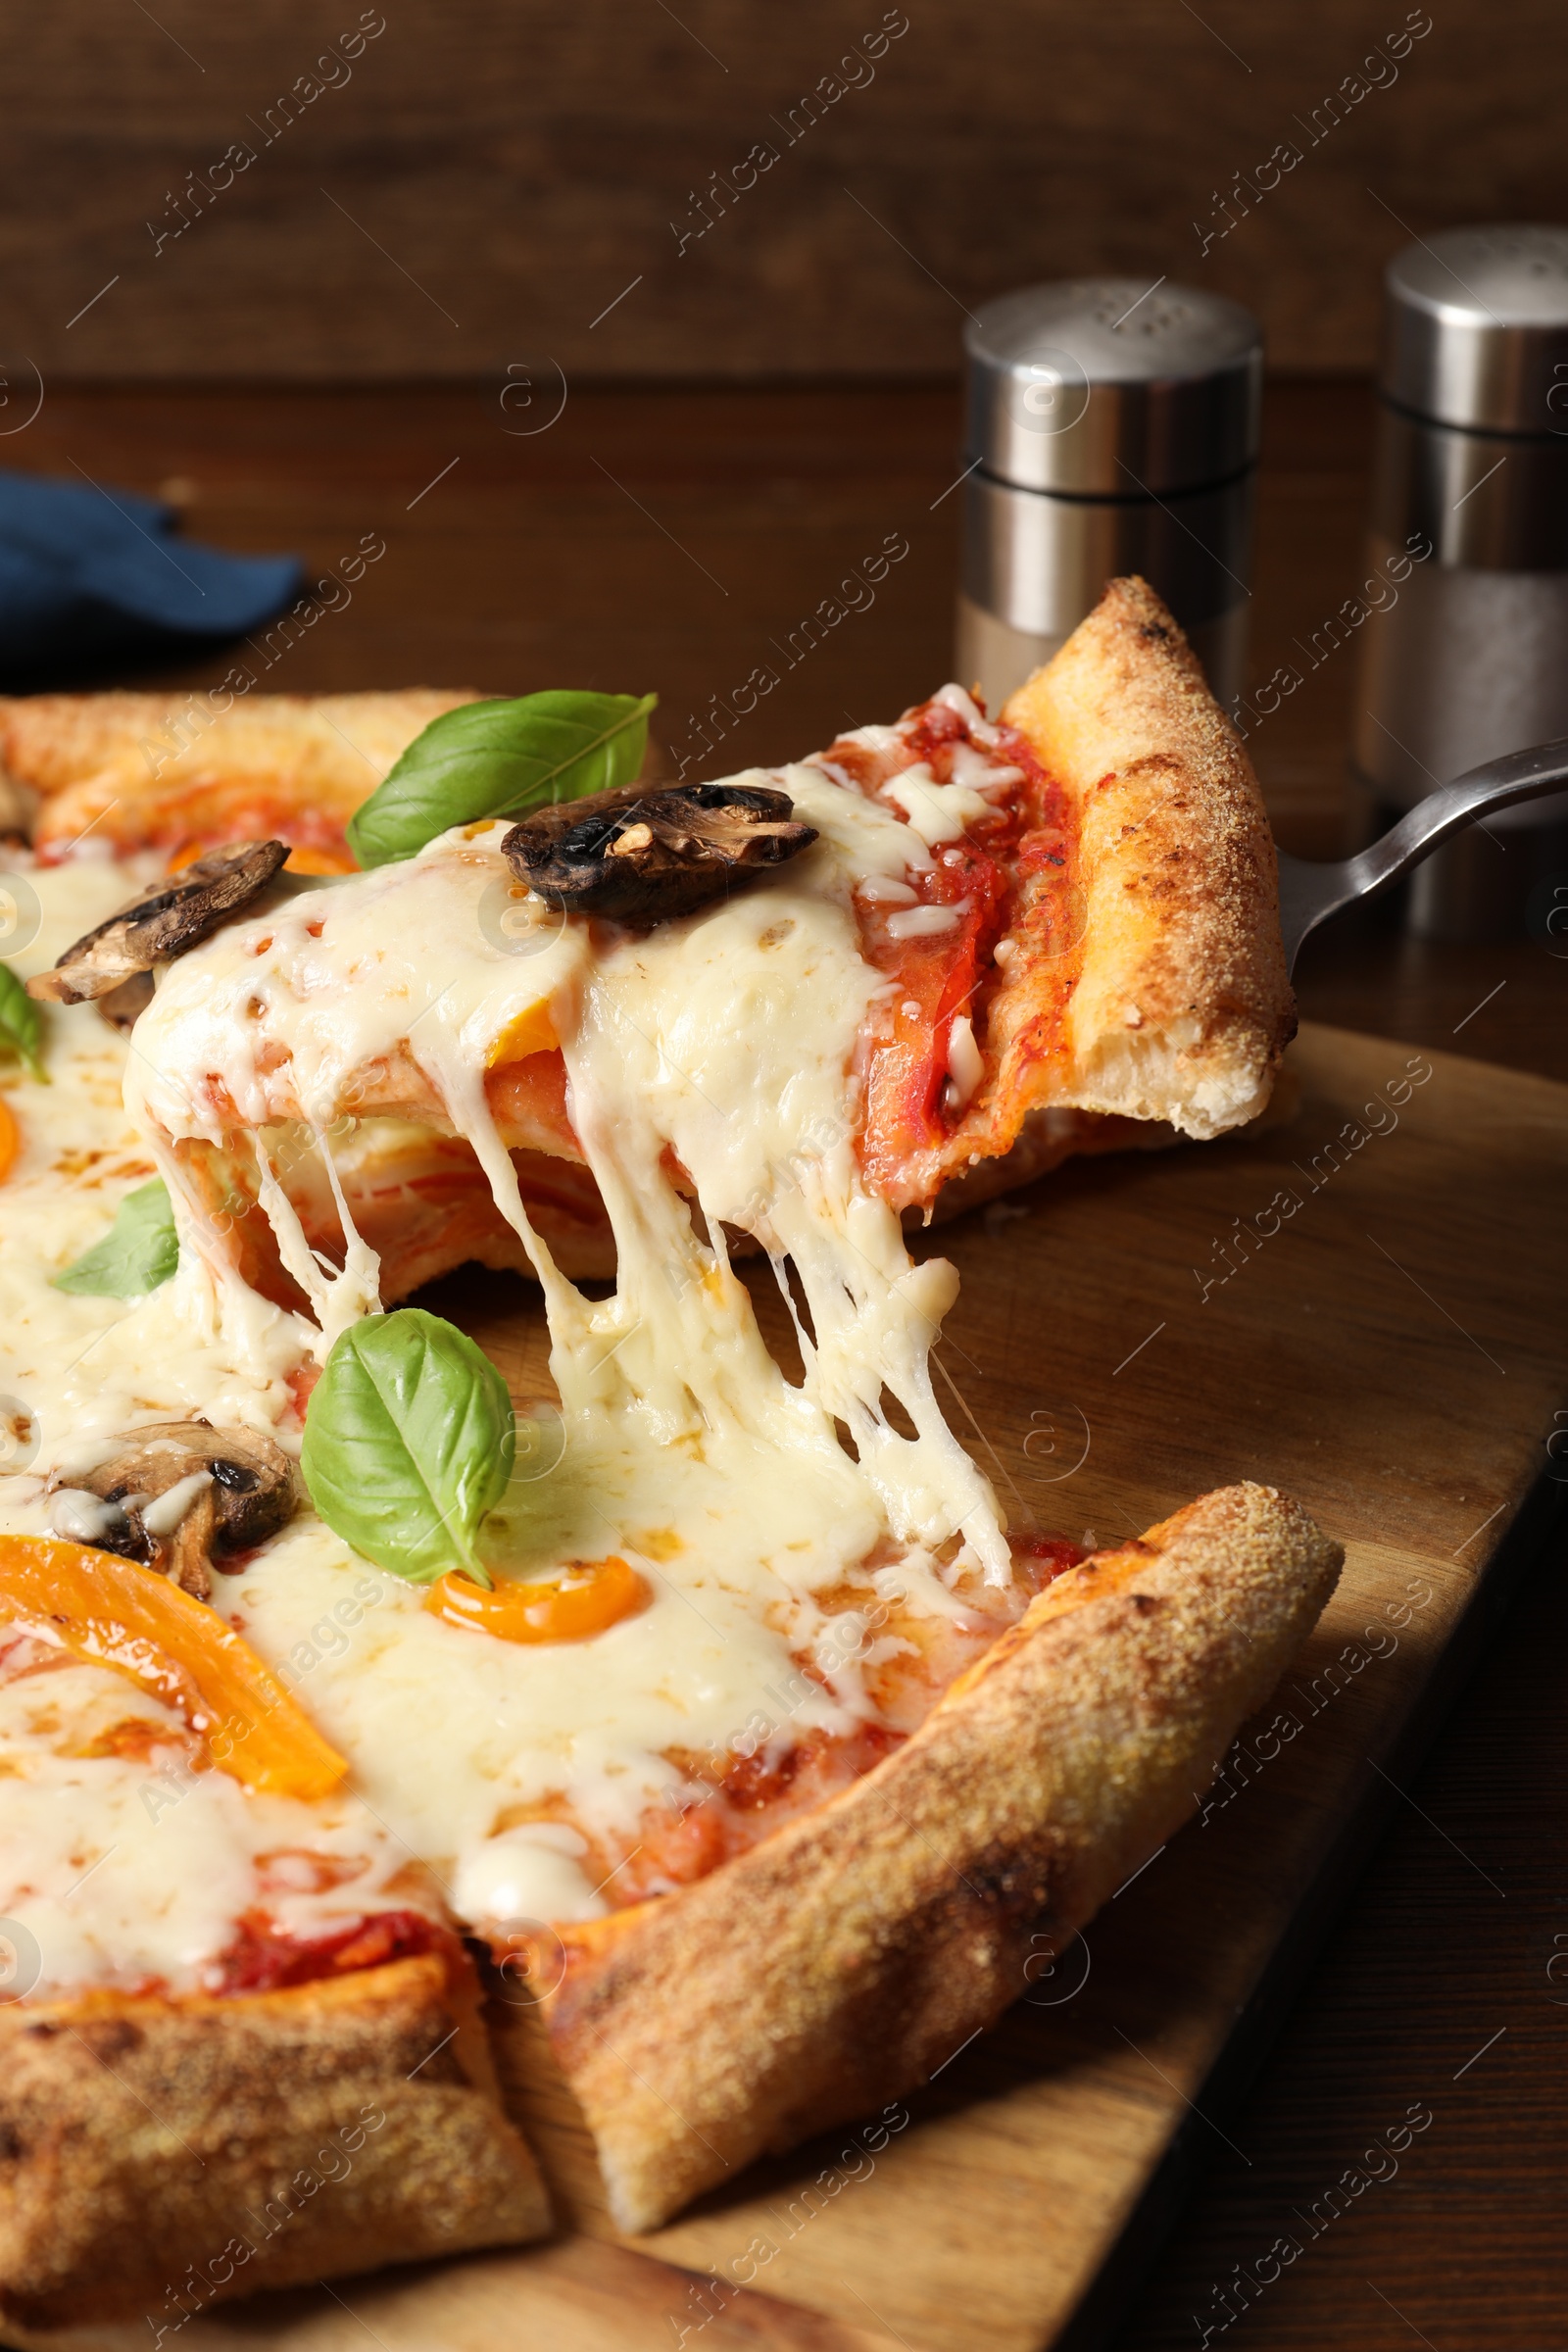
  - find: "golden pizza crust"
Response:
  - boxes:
[0,1951,550,2331]
[842,576,1294,1209]
[0,688,478,865]
[1001,575,1294,1142]
[534,1480,1341,2233]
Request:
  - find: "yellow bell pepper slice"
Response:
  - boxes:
[0,1534,347,1799]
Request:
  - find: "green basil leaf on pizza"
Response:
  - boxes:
[55,1177,179,1296]
[0,961,46,1082]
[300,1307,516,1582]
[347,689,658,870]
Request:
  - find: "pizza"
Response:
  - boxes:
[0,687,478,874]
[0,577,1339,2330]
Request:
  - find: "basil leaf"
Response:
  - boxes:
[347,689,658,870]
[0,961,46,1082]
[300,1307,516,1582]
[55,1178,179,1297]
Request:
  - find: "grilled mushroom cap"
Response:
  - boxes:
[503,782,817,922]
[47,1421,294,1602]
[27,840,289,1005]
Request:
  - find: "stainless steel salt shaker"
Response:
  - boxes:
[1354,224,1568,939]
[957,278,1262,714]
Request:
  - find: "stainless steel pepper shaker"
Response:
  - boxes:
[1354,224,1568,939]
[957,278,1262,714]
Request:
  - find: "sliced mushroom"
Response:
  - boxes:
[504,783,817,923]
[27,840,289,1005]
[95,970,156,1034]
[47,1420,294,1601]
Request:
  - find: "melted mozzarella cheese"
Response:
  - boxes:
[880,762,992,847]
[0,1652,413,1998]
[1,738,1019,1970]
[0,864,312,1475]
[0,867,412,1992]
[128,768,1007,1582]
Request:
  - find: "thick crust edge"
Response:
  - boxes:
[540,1479,1342,2232]
[0,1950,550,2332]
[1003,575,1295,1140]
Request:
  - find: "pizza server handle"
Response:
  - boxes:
[1274,736,1568,974]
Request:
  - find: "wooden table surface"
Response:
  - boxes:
[8,377,1567,2347]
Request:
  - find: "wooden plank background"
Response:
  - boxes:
[3,0,1562,382]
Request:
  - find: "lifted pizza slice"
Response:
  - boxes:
[116,576,1293,1308]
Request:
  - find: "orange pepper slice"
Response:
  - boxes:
[282,845,360,877]
[170,843,358,879]
[426,1555,649,1644]
[0,1535,347,1799]
[0,1096,18,1184]
[486,997,559,1069]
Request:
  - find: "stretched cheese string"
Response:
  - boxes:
[124,790,1014,1585]
[250,1142,363,1344]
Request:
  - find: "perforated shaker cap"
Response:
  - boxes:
[962,278,1262,497]
[1380,224,1568,434]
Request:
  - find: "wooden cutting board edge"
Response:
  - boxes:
[1052,1465,1568,2352]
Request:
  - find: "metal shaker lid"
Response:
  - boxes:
[962,278,1262,496]
[1380,225,1568,434]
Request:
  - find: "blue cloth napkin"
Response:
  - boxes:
[0,467,304,684]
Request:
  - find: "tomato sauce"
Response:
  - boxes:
[820,696,1079,1200]
[1012,1532,1090,1585]
[578,1528,1087,1910]
[214,1906,450,1993]
[608,1720,907,1902]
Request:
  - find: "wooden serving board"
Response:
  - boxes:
[21,1022,1568,2352]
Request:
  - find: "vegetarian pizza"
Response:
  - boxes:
[0,577,1339,2331]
